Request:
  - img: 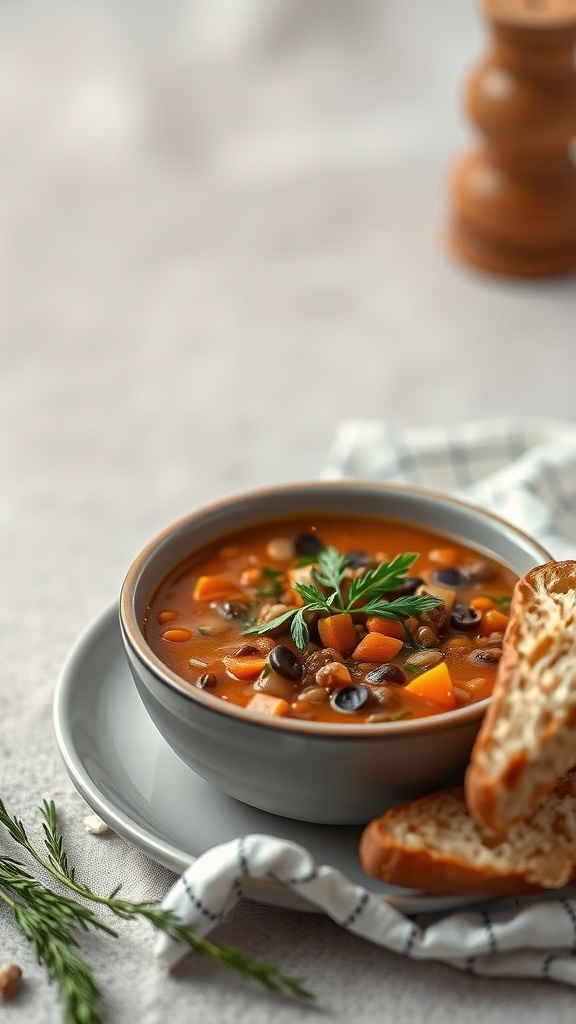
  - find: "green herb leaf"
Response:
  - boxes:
[347,552,419,608]
[244,607,299,637]
[256,568,285,600]
[291,609,310,651]
[360,594,443,619]
[291,582,331,611]
[311,547,349,603]
[244,546,445,649]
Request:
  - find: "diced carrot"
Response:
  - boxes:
[469,596,495,612]
[246,692,291,716]
[480,608,510,636]
[222,655,268,681]
[249,636,276,655]
[161,628,192,643]
[317,613,358,654]
[404,662,456,709]
[351,632,404,663]
[193,575,244,602]
[427,547,458,567]
[366,617,408,641]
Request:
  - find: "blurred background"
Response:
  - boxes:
[1,7,575,1019]
[1,0,575,540]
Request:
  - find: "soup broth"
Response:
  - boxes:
[144,515,517,724]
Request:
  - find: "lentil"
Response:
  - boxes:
[404,649,443,671]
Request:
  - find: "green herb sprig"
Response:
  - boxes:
[255,567,285,600]
[0,798,313,1022]
[245,547,443,651]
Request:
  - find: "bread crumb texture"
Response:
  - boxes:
[467,561,576,830]
[360,772,576,893]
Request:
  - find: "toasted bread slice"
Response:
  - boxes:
[465,560,576,834]
[360,771,576,895]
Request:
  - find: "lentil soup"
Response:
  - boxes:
[144,515,517,725]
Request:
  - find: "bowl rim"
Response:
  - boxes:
[119,479,552,738]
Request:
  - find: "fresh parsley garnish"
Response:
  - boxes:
[244,547,443,651]
[255,567,285,599]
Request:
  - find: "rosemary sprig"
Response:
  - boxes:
[245,546,443,651]
[40,802,313,1000]
[0,858,110,1023]
[0,798,313,1020]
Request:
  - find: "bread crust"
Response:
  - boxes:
[360,802,545,896]
[465,560,576,833]
[360,774,576,896]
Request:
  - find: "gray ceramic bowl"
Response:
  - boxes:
[119,481,550,825]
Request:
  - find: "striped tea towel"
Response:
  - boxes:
[322,416,576,560]
[155,416,576,986]
[155,835,576,986]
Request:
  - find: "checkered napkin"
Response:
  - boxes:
[155,417,576,986]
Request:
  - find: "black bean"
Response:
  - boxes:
[432,567,470,588]
[365,664,406,685]
[345,549,375,569]
[468,647,502,665]
[216,600,250,620]
[293,532,323,557]
[450,604,483,632]
[330,684,370,714]
[196,672,217,689]
[269,644,303,681]
[386,577,425,600]
[233,644,260,657]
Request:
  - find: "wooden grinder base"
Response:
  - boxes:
[450,0,576,277]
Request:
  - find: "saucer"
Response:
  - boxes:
[53,603,479,915]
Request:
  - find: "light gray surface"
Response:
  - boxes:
[1,1,576,1021]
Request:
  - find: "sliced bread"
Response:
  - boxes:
[359,771,576,895]
[465,560,576,834]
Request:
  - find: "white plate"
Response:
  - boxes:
[53,603,481,915]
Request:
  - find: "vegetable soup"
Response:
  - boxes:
[144,515,517,724]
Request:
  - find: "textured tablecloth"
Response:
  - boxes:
[1,1,576,1022]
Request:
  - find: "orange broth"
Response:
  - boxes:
[144,515,517,724]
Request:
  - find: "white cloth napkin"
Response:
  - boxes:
[155,416,576,987]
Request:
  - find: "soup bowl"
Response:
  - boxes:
[119,481,549,825]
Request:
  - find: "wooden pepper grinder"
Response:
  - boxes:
[450,0,576,276]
